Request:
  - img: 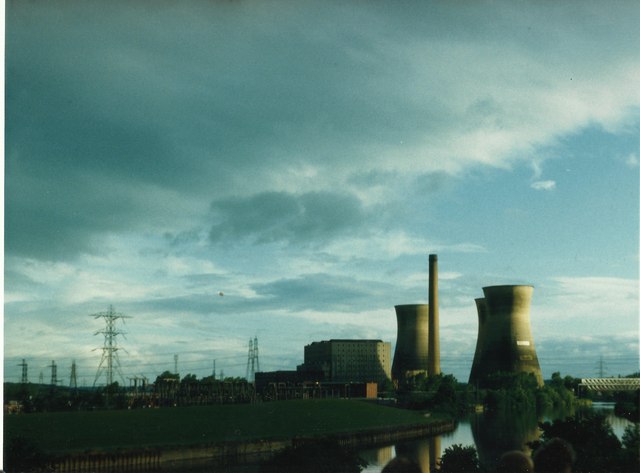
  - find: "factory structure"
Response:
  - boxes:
[391,254,441,387]
[468,285,544,387]
[254,253,544,399]
[300,339,391,384]
[391,254,543,389]
[9,253,545,409]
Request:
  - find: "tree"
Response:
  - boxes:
[534,412,624,473]
[621,423,640,472]
[154,370,179,384]
[438,444,480,473]
[181,373,198,384]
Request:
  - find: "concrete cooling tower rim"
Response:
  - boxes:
[482,284,534,290]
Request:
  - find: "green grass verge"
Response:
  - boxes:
[4,400,448,454]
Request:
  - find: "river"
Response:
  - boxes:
[160,403,633,472]
[358,402,634,473]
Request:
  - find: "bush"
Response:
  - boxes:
[438,444,480,473]
[621,423,640,472]
[5,436,51,472]
[534,412,625,473]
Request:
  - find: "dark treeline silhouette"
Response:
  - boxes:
[530,411,640,473]
[4,371,255,413]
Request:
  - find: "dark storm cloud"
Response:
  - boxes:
[5,1,410,260]
[209,191,369,245]
[8,1,640,263]
[5,168,149,259]
[125,270,393,316]
[252,273,394,312]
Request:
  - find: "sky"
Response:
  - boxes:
[4,1,639,387]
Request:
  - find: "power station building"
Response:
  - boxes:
[391,254,441,386]
[468,285,544,388]
[392,304,430,383]
[300,339,391,384]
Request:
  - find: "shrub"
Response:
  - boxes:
[5,436,51,472]
[438,444,480,473]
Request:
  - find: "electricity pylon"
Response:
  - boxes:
[246,336,260,382]
[48,360,58,386]
[18,359,28,384]
[70,360,78,389]
[91,305,131,386]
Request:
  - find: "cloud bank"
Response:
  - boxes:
[4,1,639,383]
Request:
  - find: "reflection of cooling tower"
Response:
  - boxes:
[468,298,488,386]
[395,436,437,473]
[468,285,543,387]
[392,304,429,384]
[471,409,540,470]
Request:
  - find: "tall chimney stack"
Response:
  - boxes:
[428,254,441,376]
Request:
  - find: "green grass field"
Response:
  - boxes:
[4,400,446,454]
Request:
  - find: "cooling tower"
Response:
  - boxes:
[468,285,543,387]
[392,304,429,384]
[428,254,441,376]
[468,298,488,386]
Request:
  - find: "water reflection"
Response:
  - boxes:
[362,410,540,473]
[360,436,441,473]
[592,402,634,439]
[394,436,441,473]
[471,409,540,472]
[364,404,632,473]
[157,404,632,473]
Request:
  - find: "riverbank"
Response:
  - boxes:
[5,399,455,472]
[52,419,455,472]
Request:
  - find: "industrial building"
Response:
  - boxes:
[254,370,378,400]
[468,285,544,388]
[299,339,391,384]
[391,304,430,383]
[391,254,441,386]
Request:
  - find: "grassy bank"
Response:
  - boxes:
[4,399,449,454]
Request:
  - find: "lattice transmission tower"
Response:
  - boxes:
[18,359,28,384]
[48,360,58,386]
[246,336,260,382]
[70,360,78,389]
[91,305,131,386]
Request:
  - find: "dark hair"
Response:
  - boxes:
[381,456,422,473]
[533,438,576,473]
[497,450,534,473]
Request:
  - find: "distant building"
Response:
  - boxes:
[254,370,377,401]
[300,339,391,384]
